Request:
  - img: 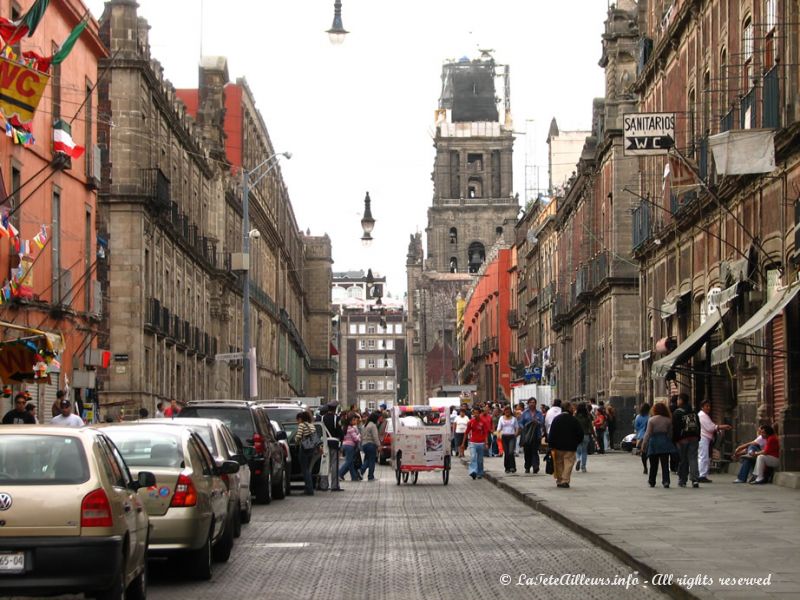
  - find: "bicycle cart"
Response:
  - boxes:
[391,405,451,486]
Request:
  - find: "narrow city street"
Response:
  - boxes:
[148,465,664,600]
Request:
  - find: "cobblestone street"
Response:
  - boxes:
[146,465,665,600]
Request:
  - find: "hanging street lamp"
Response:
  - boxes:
[361,191,375,247]
[327,0,349,45]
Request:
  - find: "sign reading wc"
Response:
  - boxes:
[623,113,675,156]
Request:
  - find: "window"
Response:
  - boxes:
[467,176,482,198]
[367,358,376,369]
[349,323,357,335]
[449,257,458,273]
[687,88,696,154]
[383,358,394,369]
[367,339,376,349]
[387,380,395,391]
[358,380,366,391]
[385,339,394,350]
[466,153,483,171]
[358,323,366,334]
[358,358,366,369]
[358,340,367,350]
[377,380,384,391]
[395,324,403,335]
[702,71,711,136]
[367,324,376,334]
[764,0,777,66]
[742,16,754,88]
[367,381,376,391]
[449,227,457,244]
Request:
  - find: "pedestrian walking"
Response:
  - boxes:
[338,414,361,482]
[518,397,544,474]
[359,412,380,481]
[750,425,780,485]
[642,402,676,488]
[491,405,503,457]
[453,408,469,457]
[697,400,731,483]
[481,405,496,457]
[295,410,319,495]
[322,402,343,491]
[2,394,36,424]
[544,398,562,436]
[634,403,650,474]
[547,402,583,488]
[574,402,593,473]
[495,406,519,473]
[461,409,489,479]
[50,399,84,427]
[593,404,607,454]
[672,393,700,488]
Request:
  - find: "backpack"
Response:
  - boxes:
[680,411,700,437]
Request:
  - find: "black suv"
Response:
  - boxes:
[180,400,288,504]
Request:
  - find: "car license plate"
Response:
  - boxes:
[0,552,24,573]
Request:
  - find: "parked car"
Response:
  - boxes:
[146,418,252,533]
[258,401,308,426]
[270,420,292,497]
[281,421,333,490]
[0,426,154,599]
[94,423,238,580]
[179,400,287,503]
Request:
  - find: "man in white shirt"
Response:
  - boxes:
[50,400,84,427]
[697,400,731,482]
[544,399,563,436]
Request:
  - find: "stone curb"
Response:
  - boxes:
[459,456,701,600]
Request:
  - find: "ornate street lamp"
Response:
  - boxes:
[361,191,375,247]
[327,0,349,45]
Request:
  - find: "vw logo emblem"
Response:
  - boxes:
[0,493,11,511]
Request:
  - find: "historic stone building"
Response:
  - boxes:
[97,0,331,414]
[407,53,520,403]
[630,0,800,472]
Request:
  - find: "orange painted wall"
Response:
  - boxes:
[0,0,107,390]
[462,249,512,402]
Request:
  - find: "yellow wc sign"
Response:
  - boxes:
[0,56,50,124]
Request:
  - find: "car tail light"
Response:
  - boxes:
[170,474,198,507]
[252,433,265,455]
[81,488,113,528]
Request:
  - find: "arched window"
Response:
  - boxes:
[449,227,457,244]
[495,226,503,238]
[743,15,754,89]
[467,242,485,273]
[467,177,482,198]
[449,257,458,273]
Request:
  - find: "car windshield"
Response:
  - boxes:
[262,406,304,424]
[0,434,89,485]
[180,407,253,442]
[103,429,184,468]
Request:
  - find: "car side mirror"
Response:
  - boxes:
[275,430,287,441]
[232,453,248,466]
[218,460,240,475]
[134,471,156,490]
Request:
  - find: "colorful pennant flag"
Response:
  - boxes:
[53,119,84,158]
[0,0,50,45]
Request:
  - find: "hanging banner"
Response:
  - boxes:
[0,56,50,124]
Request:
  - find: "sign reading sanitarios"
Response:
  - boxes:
[623,112,675,156]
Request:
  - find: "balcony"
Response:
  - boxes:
[575,264,591,300]
[471,346,482,362]
[142,168,170,211]
[763,65,780,129]
[145,297,161,331]
[507,309,519,329]
[632,202,652,250]
[590,252,609,291]
[720,107,735,133]
[310,358,337,371]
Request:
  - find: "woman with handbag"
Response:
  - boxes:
[641,402,676,488]
[338,414,362,482]
[296,411,319,496]
[359,412,381,481]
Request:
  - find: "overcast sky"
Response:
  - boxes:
[85,0,609,297]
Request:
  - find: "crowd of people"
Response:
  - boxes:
[451,396,616,488]
[633,393,779,487]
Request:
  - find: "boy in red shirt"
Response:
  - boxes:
[751,425,780,484]
[460,409,490,479]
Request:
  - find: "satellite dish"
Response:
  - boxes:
[526,230,538,245]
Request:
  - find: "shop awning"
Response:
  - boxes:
[652,307,727,377]
[0,322,65,384]
[710,282,800,366]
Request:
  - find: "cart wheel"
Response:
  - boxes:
[395,453,402,486]
[443,469,449,485]
[412,472,418,485]
[402,472,409,483]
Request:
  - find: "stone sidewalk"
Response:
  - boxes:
[465,450,799,599]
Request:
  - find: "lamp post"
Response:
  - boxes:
[241,151,291,400]
[326,0,349,44]
[361,192,375,247]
